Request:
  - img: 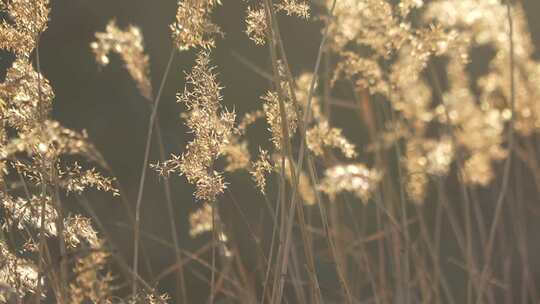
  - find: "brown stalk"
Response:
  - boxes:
[512,160,538,303]
[33,17,52,303]
[266,1,350,303]
[384,93,411,303]
[51,162,68,302]
[76,195,168,299]
[144,79,188,303]
[414,205,456,304]
[260,1,320,303]
[132,48,176,297]
[209,205,217,303]
[475,2,516,302]
[428,62,482,302]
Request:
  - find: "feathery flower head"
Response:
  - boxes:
[306,120,357,159]
[91,20,153,101]
[0,59,54,131]
[245,6,267,46]
[319,163,382,203]
[0,0,50,57]
[262,91,297,151]
[154,52,234,203]
[250,148,273,194]
[171,0,222,51]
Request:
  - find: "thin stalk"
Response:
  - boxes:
[145,94,187,303]
[305,156,355,302]
[132,48,176,297]
[386,95,411,304]
[77,196,166,298]
[34,26,49,304]
[429,62,481,303]
[261,174,284,303]
[414,204,456,304]
[209,205,217,304]
[260,1,319,303]
[270,1,339,302]
[51,164,68,302]
[475,3,515,302]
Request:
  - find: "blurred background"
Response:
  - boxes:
[2,0,539,302]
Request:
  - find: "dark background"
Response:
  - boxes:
[2,0,540,302]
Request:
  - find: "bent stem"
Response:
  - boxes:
[132,48,176,297]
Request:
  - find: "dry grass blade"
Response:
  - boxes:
[2,0,540,303]
[132,49,176,297]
